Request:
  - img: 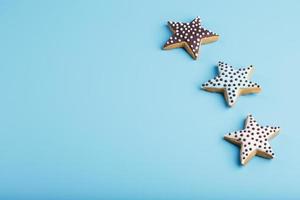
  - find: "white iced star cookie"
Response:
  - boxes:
[224,115,280,165]
[202,61,261,107]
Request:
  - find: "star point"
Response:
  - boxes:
[163,17,219,60]
[224,115,280,165]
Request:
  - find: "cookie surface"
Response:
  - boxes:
[224,115,280,165]
[163,17,219,59]
[202,61,261,107]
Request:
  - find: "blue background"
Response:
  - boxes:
[0,0,299,199]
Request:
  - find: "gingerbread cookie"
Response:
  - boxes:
[224,115,280,165]
[163,17,219,59]
[202,61,261,107]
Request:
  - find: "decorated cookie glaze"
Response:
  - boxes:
[224,115,280,165]
[163,17,219,59]
[202,61,261,107]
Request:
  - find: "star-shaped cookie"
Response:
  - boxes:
[224,115,280,165]
[163,17,219,59]
[202,61,261,107]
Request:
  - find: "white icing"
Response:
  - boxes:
[224,115,280,165]
[202,61,261,106]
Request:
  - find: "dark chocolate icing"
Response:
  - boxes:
[163,17,218,59]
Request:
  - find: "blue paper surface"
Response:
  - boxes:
[0,0,299,199]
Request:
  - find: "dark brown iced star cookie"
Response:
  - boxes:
[224,115,280,165]
[202,61,261,107]
[163,17,219,59]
